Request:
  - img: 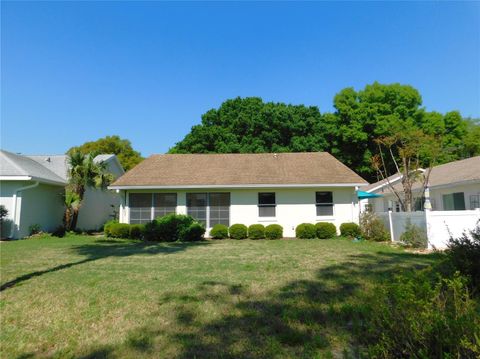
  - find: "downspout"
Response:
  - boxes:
[10,181,40,238]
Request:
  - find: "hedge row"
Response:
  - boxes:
[294,222,360,239]
[210,223,283,240]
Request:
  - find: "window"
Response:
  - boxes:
[187,193,208,226]
[129,193,152,224]
[209,193,230,226]
[129,193,177,224]
[153,193,177,218]
[258,192,276,217]
[316,192,333,216]
[442,192,466,210]
[469,194,480,210]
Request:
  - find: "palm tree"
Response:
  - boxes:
[65,151,113,230]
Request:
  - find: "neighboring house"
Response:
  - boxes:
[0,150,124,238]
[363,156,480,212]
[108,152,367,237]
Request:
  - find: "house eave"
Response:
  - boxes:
[108,183,368,190]
[0,175,66,186]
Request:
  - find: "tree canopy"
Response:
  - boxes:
[67,135,143,171]
[170,82,479,182]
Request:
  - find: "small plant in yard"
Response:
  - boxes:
[265,224,283,239]
[315,222,337,239]
[129,224,144,239]
[360,212,389,242]
[400,219,427,248]
[109,223,131,238]
[28,224,42,236]
[248,224,265,239]
[340,222,360,238]
[182,222,205,242]
[446,222,480,290]
[210,224,229,239]
[51,226,66,238]
[357,270,479,358]
[229,224,248,239]
[143,214,197,242]
[295,223,316,239]
[103,219,118,237]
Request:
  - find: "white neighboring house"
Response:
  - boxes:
[108,152,368,237]
[0,150,124,239]
[362,156,480,212]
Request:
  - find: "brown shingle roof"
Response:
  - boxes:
[364,156,480,193]
[111,152,367,188]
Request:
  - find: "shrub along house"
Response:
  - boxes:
[109,152,367,237]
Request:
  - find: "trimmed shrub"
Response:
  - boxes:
[265,224,283,239]
[359,271,479,358]
[103,219,118,237]
[400,219,427,248]
[446,223,480,290]
[360,212,389,242]
[248,224,265,239]
[109,223,131,238]
[340,222,360,238]
[183,223,206,242]
[295,223,316,239]
[144,214,195,242]
[229,224,248,240]
[210,224,229,239]
[315,222,337,239]
[129,224,144,239]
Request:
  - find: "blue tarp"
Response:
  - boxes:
[357,190,383,199]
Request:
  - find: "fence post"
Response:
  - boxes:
[424,209,432,250]
[388,210,394,242]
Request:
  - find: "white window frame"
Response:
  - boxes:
[315,191,335,218]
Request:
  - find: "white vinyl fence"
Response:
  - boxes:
[378,209,480,249]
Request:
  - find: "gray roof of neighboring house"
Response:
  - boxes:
[365,156,480,193]
[1,150,121,185]
[111,152,368,188]
[0,150,66,185]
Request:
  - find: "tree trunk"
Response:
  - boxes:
[70,208,79,231]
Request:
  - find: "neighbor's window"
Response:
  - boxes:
[187,193,208,226]
[153,193,177,218]
[316,192,333,216]
[129,193,152,224]
[442,192,466,211]
[209,193,230,227]
[470,194,480,210]
[258,192,276,217]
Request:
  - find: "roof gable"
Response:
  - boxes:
[111,152,367,188]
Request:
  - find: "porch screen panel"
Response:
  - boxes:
[187,193,207,226]
[153,193,177,219]
[209,193,230,227]
[129,193,152,224]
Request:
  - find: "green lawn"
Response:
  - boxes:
[0,235,441,358]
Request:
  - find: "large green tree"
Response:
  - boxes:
[169,97,330,154]
[170,83,478,182]
[68,135,143,171]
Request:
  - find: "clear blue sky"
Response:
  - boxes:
[2,1,479,157]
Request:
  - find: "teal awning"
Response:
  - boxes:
[357,190,383,199]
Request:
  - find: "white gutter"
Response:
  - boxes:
[10,181,40,238]
[108,183,368,190]
[0,176,33,181]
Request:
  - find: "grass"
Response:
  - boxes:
[0,235,442,358]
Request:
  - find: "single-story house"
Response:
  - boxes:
[362,156,480,212]
[108,152,368,237]
[0,150,124,238]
